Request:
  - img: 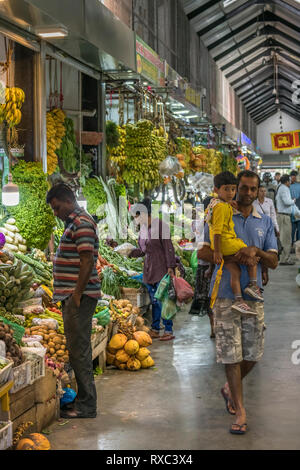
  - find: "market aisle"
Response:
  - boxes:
[47,265,300,450]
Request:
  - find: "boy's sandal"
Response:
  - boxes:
[230,423,247,435]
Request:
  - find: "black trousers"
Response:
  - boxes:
[62,294,98,414]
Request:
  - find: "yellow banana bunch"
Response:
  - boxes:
[46,109,66,175]
[2,87,25,127]
[109,126,127,172]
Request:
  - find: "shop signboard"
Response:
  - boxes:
[271,130,300,151]
[136,36,165,86]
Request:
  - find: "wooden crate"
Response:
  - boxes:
[10,384,35,422]
[92,327,108,371]
[34,368,57,404]
[12,406,37,433]
[35,397,59,433]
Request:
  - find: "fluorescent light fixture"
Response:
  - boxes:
[171,103,185,109]
[187,115,198,119]
[173,110,190,115]
[35,26,68,38]
[223,0,238,7]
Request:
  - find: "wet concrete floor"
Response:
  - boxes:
[47,264,300,450]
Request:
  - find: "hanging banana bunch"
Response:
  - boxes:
[0,87,25,127]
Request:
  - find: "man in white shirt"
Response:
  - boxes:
[253,185,279,235]
[276,175,296,265]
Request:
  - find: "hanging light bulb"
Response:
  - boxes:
[2,173,19,206]
[77,188,87,211]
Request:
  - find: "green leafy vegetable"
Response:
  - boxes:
[82,177,107,217]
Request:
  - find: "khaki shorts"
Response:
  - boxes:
[213,299,265,364]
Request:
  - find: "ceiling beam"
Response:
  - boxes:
[250,97,300,118]
[197,0,257,37]
[244,85,293,106]
[230,63,272,88]
[255,109,278,124]
[220,40,268,71]
[236,73,274,96]
[214,33,260,62]
[207,16,259,50]
[225,50,271,79]
[274,0,300,17]
[252,105,278,121]
[187,0,220,20]
[247,92,297,113]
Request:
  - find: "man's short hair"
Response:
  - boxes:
[280,175,290,185]
[46,183,76,204]
[290,170,298,177]
[237,170,261,187]
[214,171,237,189]
[275,172,281,176]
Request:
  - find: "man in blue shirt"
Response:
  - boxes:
[198,170,278,436]
[290,170,300,243]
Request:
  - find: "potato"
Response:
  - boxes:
[49,348,55,355]
[49,330,56,334]
[56,350,64,356]
[48,341,55,348]
[44,334,50,341]
[62,339,66,345]
[60,345,66,351]
[48,333,56,339]
[53,336,61,343]
[55,343,61,351]
[62,355,69,363]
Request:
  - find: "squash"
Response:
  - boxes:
[124,340,139,356]
[106,351,116,365]
[133,331,152,347]
[127,357,141,371]
[109,334,128,351]
[115,349,130,364]
[16,433,51,450]
[141,356,155,369]
[136,347,150,362]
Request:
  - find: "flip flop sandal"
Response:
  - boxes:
[230,423,247,435]
[221,388,236,416]
[159,334,175,341]
[60,410,97,419]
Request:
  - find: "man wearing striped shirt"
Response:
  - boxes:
[47,183,101,419]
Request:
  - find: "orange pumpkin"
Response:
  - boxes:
[16,433,51,451]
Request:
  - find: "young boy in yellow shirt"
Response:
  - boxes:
[206,171,263,316]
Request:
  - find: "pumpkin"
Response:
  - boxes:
[115,349,130,364]
[133,331,152,347]
[109,334,128,351]
[141,356,155,369]
[136,347,150,362]
[117,363,127,370]
[127,357,141,371]
[124,340,139,356]
[16,433,51,450]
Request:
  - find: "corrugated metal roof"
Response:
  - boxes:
[183,0,300,123]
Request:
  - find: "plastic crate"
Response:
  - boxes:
[21,349,46,385]
[0,421,13,450]
[10,360,31,394]
[0,356,13,387]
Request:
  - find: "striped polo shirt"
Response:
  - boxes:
[53,207,101,302]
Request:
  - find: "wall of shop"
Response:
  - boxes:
[100,0,133,28]
[257,111,300,156]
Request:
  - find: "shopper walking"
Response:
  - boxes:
[46,183,101,419]
[129,198,177,341]
[253,185,280,235]
[290,171,300,244]
[198,170,278,435]
[276,175,296,265]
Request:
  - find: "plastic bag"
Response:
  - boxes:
[190,250,199,275]
[173,277,194,303]
[154,275,170,302]
[93,307,111,327]
[168,277,177,301]
[114,243,137,257]
[32,318,58,330]
[161,297,180,321]
[23,305,44,316]
[159,156,182,177]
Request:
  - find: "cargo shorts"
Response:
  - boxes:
[213,299,265,364]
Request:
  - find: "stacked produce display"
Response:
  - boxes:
[107,330,154,371]
[46,109,66,175]
[122,120,168,190]
[0,86,25,126]
[108,125,127,177]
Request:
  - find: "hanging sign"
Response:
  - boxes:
[271,130,300,151]
[136,36,165,86]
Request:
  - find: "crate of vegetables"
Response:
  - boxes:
[0,356,13,387]
[0,421,13,450]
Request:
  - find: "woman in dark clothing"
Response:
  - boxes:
[129,199,177,341]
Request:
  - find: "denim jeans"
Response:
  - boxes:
[292,220,300,243]
[145,283,173,334]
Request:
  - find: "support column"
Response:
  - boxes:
[98,77,107,178]
[33,40,47,173]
